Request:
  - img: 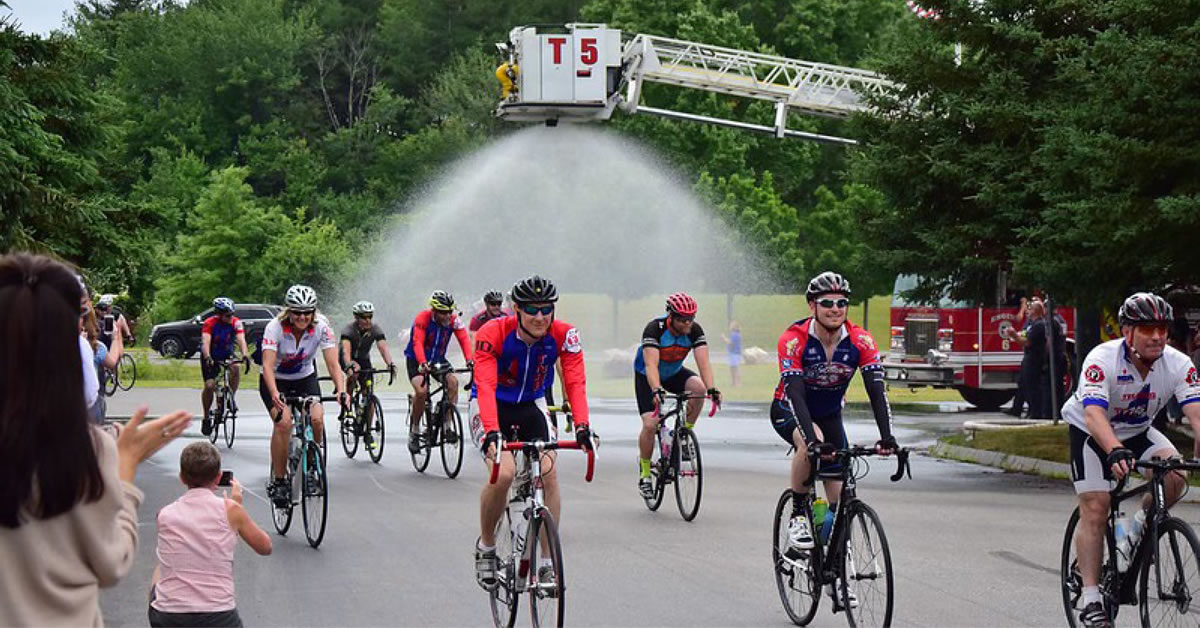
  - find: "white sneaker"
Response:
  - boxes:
[828,583,858,609]
[787,515,815,555]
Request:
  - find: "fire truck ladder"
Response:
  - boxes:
[619,34,894,145]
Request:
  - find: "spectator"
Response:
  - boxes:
[149,441,271,628]
[1008,299,1050,419]
[0,252,191,627]
[82,289,124,423]
[722,320,743,387]
[1005,297,1031,417]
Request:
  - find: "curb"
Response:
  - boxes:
[928,441,1071,478]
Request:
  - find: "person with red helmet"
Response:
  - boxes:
[632,292,720,499]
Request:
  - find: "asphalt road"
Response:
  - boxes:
[98,388,1200,627]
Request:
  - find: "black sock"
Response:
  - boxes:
[791,491,809,517]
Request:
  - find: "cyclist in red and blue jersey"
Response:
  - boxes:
[774,271,897,556]
[633,292,721,499]
[404,290,474,453]
[200,297,250,436]
[468,290,510,333]
[470,275,594,591]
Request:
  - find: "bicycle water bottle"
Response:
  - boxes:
[1115,513,1132,572]
[660,423,674,459]
[812,498,829,544]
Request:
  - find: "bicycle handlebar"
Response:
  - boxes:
[651,392,719,420]
[488,440,596,485]
[806,444,913,482]
[347,366,397,386]
[1112,457,1200,494]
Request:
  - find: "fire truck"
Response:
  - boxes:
[881,275,1076,409]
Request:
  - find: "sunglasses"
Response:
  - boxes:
[518,304,555,316]
[290,310,315,317]
[672,315,695,323]
[817,298,850,309]
[354,314,373,320]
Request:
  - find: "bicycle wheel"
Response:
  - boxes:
[674,427,703,521]
[208,396,222,445]
[223,394,236,448]
[1139,517,1200,627]
[102,368,117,396]
[441,405,464,478]
[527,508,566,627]
[773,489,820,625]
[116,352,137,391]
[644,429,667,512]
[411,403,431,473]
[341,407,360,459]
[368,395,385,464]
[489,506,520,628]
[301,441,328,548]
[1061,507,1119,628]
[841,503,894,628]
[271,470,293,535]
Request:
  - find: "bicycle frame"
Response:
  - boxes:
[419,365,472,444]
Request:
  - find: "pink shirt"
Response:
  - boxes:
[152,488,236,613]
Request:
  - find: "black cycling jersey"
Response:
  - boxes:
[340,322,386,366]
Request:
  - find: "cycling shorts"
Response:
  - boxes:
[258,372,321,419]
[634,367,697,415]
[469,397,556,460]
[407,357,453,383]
[1069,425,1175,493]
[770,399,847,478]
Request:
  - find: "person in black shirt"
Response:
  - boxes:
[340,301,396,452]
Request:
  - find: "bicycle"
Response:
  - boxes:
[773,445,912,627]
[486,438,596,628]
[339,366,394,463]
[407,362,470,478]
[270,392,337,549]
[1061,456,1200,627]
[207,356,249,448]
[643,392,717,521]
[102,352,137,396]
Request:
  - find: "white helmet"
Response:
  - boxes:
[352,300,375,315]
[97,294,115,308]
[285,284,318,310]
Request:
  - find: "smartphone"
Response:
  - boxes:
[218,470,233,486]
[103,315,115,334]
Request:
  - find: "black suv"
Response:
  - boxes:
[149,304,283,358]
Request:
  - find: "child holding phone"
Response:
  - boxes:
[149,442,271,627]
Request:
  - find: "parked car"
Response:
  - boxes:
[149,304,283,359]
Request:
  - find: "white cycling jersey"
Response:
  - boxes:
[1062,339,1200,439]
[261,317,336,380]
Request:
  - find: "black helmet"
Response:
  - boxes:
[806,271,851,300]
[510,275,558,304]
[1118,292,1173,326]
[484,290,504,306]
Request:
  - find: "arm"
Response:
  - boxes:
[558,329,589,427]
[201,332,213,361]
[340,338,354,370]
[642,347,662,390]
[103,324,124,369]
[377,339,395,366]
[862,366,894,441]
[412,315,429,364]
[783,376,818,444]
[474,330,501,432]
[693,344,716,390]
[262,350,281,405]
[323,345,345,396]
[1083,404,1124,457]
[225,485,272,556]
[455,324,473,362]
[1183,403,1200,459]
[117,314,132,342]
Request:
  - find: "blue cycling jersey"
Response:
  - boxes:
[633,315,707,379]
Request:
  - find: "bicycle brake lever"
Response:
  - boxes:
[889,450,911,482]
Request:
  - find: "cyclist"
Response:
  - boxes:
[1064,292,1200,628]
[200,297,250,436]
[95,294,132,350]
[404,290,474,454]
[470,275,594,590]
[260,285,348,506]
[633,292,721,498]
[469,290,510,332]
[340,300,396,453]
[774,271,897,556]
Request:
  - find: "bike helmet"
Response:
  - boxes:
[96,294,115,309]
[429,290,455,312]
[665,292,698,317]
[1118,292,1173,326]
[212,297,235,313]
[806,271,851,300]
[285,284,318,311]
[484,290,504,306]
[352,300,375,316]
[510,275,558,304]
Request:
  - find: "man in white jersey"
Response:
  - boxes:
[1065,292,1200,628]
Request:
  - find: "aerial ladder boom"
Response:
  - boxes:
[495,24,896,145]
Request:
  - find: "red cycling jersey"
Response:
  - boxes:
[403,309,473,364]
[473,316,589,433]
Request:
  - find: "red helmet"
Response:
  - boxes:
[665,292,697,317]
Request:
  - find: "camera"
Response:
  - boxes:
[218,470,233,486]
